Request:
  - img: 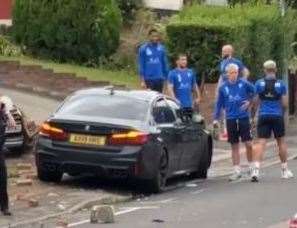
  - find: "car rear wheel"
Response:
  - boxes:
[37,165,63,183]
[147,150,168,193]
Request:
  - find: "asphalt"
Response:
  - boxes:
[43,159,297,228]
[0,87,59,123]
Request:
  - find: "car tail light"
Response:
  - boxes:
[109,131,149,145]
[39,122,68,141]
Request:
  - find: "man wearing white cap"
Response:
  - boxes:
[251,60,294,182]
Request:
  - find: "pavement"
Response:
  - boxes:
[0,87,297,227]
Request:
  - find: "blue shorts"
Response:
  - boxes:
[257,115,285,139]
[226,117,252,144]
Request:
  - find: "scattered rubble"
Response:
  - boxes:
[17,163,33,171]
[90,205,115,224]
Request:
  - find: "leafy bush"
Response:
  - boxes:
[12,0,122,65]
[116,0,143,25]
[167,5,297,83]
[0,36,21,57]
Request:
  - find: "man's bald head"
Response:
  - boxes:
[222,45,234,59]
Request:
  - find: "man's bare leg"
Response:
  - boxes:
[250,139,266,182]
[245,140,253,172]
[276,137,294,179]
[229,143,242,181]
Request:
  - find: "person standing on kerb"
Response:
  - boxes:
[251,60,294,182]
[138,29,169,93]
[213,63,255,182]
[0,98,16,216]
[167,54,202,119]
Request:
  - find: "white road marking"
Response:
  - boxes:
[68,207,141,227]
[139,198,177,204]
[120,206,160,210]
[191,188,207,195]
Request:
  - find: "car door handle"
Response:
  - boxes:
[175,127,186,133]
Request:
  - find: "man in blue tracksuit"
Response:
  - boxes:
[167,54,201,120]
[251,60,293,182]
[216,45,249,138]
[213,63,255,181]
[138,29,169,93]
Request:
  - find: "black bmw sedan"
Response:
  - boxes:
[35,87,213,193]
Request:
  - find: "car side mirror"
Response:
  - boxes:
[176,109,183,119]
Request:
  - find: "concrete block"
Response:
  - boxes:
[90,205,115,224]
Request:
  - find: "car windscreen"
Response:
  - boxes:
[57,94,149,121]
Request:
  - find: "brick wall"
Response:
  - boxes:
[0,0,12,19]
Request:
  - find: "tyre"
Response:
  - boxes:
[37,164,63,183]
[193,136,213,179]
[147,150,168,193]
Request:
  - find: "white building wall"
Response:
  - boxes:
[205,0,228,6]
[143,0,184,10]
[0,19,12,26]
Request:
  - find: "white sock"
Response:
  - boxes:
[254,161,260,169]
[281,162,288,170]
[248,162,253,169]
[234,165,241,174]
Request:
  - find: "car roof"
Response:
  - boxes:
[72,87,163,102]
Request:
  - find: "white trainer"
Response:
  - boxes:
[251,167,260,182]
[229,172,242,182]
[281,169,294,179]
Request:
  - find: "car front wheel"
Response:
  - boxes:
[193,137,212,179]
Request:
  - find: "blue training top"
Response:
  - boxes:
[168,68,197,108]
[214,78,256,120]
[255,77,287,117]
[219,57,245,82]
[138,42,169,81]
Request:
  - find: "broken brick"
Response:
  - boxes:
[28,199,39,208]
[56,219,68,228]
[90,205,115,224]
[16,179,33,186]
[17,163,33,171]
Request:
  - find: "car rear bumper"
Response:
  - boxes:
[5,135,24,149]
[35,137,160,179]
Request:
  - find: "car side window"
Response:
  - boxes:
[166,99,180,115]
[153,99,176,124]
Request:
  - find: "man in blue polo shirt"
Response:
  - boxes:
[138,29,169,93]
[251,60,293,182]
[167,54,201,118]
[213,63,255,181]
[218,44,248,84]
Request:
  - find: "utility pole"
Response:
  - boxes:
[280,0,290,123]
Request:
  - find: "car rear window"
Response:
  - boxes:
[58,94,149,121]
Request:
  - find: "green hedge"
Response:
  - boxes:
[166,5,297,83]
[12,0,122,64]
[116,0,143,25]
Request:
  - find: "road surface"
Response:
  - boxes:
[0,87,59,123]
[52,160,297,228]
